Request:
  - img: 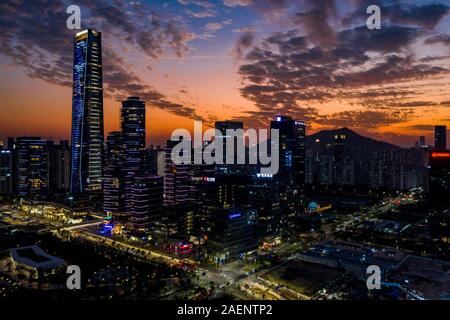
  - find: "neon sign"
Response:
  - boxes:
[256,173,273,178]
[431,152,450,158]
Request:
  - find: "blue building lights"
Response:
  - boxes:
[70,29,104,196]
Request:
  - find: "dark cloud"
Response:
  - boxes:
[316,110,410,129]
[407,124,437,131]
[342,1,449,30]
[230,31,254,59]
[337,25,420,54]
[237,25,447,115]
[386,3,450,29]
[236,1,450,131]
[0,0,203,121]
[391,101,438,108]
[294,0,337,47]
[77,0,193,58]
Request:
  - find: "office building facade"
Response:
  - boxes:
[208,207,258,263]
[70,29,104,196]
[16,137,48,200]
[270,116,306,189]
[121,97,146,177]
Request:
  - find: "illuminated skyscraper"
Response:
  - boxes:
[121,96,146,176]
[70,29,104,195]
[270,116,306,231]
[16,137,48,200]
[270,116,306,189]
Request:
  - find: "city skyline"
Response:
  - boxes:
[1,1,450,303]
[0,0,449,148]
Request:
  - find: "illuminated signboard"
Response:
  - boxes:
[192,176,216,182]
[175,242,193,254]
[256,173,273,178]
[177,242,192,250]
[229,213,241,219]
[431,152,450,158]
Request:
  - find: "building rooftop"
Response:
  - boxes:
[9,245,65,270]
[388,255,450,300]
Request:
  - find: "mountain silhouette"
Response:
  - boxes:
[306,128,399,152]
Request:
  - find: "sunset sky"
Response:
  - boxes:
[0,0,449,147]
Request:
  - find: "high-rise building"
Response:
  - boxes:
[103,166,125,220]
[162,139,193,238]
[435,125,447,151]
[103,132,126,220]
[105,131,123,167]
[47,140,71,194]
[0,147,12,195]
[129,175,164,229]
[333,134,355,186]
[249,174,282,238]
[164,139,190,207]
[429,209,450,246]
[270,116,306,189]
[121,97,146,177]
[334,134,346,163]
[189,161,216,236]
[70,29,104,196]
[429,151,450,204]
[16,137,48,200]
[120,96,157,229]
[208,207,258,263]
[215,121,244,174]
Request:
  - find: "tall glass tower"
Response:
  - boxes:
[121,96,146,176]
[70,29,104,195]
